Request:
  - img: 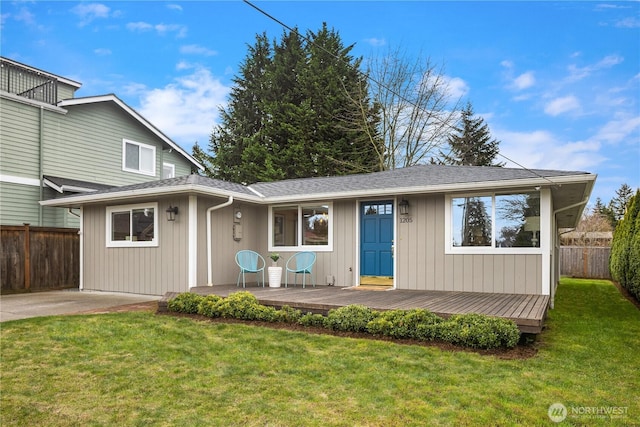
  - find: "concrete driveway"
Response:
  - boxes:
[0,290,161,322]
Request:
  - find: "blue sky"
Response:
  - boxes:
[2,1,638,205]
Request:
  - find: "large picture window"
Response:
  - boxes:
[448,191,542,253]
[270,204,332,251]
[123,139,155,176]
[106,203,158,247]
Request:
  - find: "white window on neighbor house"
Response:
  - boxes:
[106,202,158,247]
[446,190,544,254]
[269,203,332,252]
[162,162,175,179]
[123,139,156,176]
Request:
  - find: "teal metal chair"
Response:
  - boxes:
[235,250,266,288]
[285,252,316,288]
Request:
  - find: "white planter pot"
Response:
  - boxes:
[268,266,282,288]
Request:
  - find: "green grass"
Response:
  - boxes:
[1,278,638,426]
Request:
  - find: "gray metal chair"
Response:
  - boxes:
[285,252,316,288]
[235,250,266,288]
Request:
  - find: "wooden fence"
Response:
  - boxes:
[0,224,79,293]
[560,246,611,279]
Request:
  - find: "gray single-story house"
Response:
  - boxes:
[41,164,595,308]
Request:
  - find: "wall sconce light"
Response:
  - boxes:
[166,205,179,222]
[399,199,410,215]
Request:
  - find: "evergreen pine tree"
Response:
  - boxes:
[198,24,383,183]
[441,102,504,167]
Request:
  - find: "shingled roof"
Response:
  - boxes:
[40,164,594,212]
[249,164,588,198]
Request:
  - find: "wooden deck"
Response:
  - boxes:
[163,285,549,334]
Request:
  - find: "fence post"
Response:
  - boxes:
[23,223,30,290]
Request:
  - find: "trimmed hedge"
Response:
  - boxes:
[367,308,442,339]
[166,292,521,349]
[610,190,640,302]
[437,313,521,349]
[325,305,377,332]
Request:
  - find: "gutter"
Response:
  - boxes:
[553,196,590,216]
[207,196,234,285]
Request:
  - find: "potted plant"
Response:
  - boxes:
[269,253,280,266]
[268,254,282,288]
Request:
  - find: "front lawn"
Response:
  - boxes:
[1,278,638,426]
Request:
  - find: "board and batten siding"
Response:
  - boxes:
[198,197,267,287]
[264,200,357,288]
[200,199,357,288]
[396,194,542,294]
[82,198,190,295]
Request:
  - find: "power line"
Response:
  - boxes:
[242,0,562,187]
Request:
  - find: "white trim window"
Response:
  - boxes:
[123,139,156,176]
[162,162,175,179]
[106,202,158,247]
[445,190,544,254]
[269,203,333,252]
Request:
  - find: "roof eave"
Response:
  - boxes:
[260,173,597,203]
[39,184,263,207]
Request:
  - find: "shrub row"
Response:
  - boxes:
[610,189,640,302]
[167,292,521,349]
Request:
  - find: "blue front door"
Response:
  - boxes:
[360,201,394,282]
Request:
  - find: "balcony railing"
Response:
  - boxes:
[0,59,58,106]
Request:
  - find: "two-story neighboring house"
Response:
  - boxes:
[0,56,203,228]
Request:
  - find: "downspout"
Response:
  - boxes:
[78,207,84,291]
[38,106,44,225]
[207,196,234,285]
[551,196,590,308]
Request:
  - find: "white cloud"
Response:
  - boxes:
[500,60,513,69]
[364,38,386,47]
[167,4,183,12]
[155,23,187,37]
[444,76,469,99]
[512,71,535,90]
[500,61,534,91]
[567,54,624,82]
[127,21,187,37]
[495,129,605,172]
[544,95,580,116]
[13,7,36,26]
[94,48,111,56]
[71,3,110,27]
[180,44,217,57]
[594,113,640,145]
[127,21,153,32]
[615,17,640,28]
[135,66,231,149]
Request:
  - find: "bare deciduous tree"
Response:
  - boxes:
[366,47,461,169]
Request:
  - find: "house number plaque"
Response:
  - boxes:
[400,217,413,223]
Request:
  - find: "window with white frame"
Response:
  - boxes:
[106,203,158,247]
[123,139,156,176]
[270,203,332,251]
[447,191,541,253]
[162,162,175,179]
